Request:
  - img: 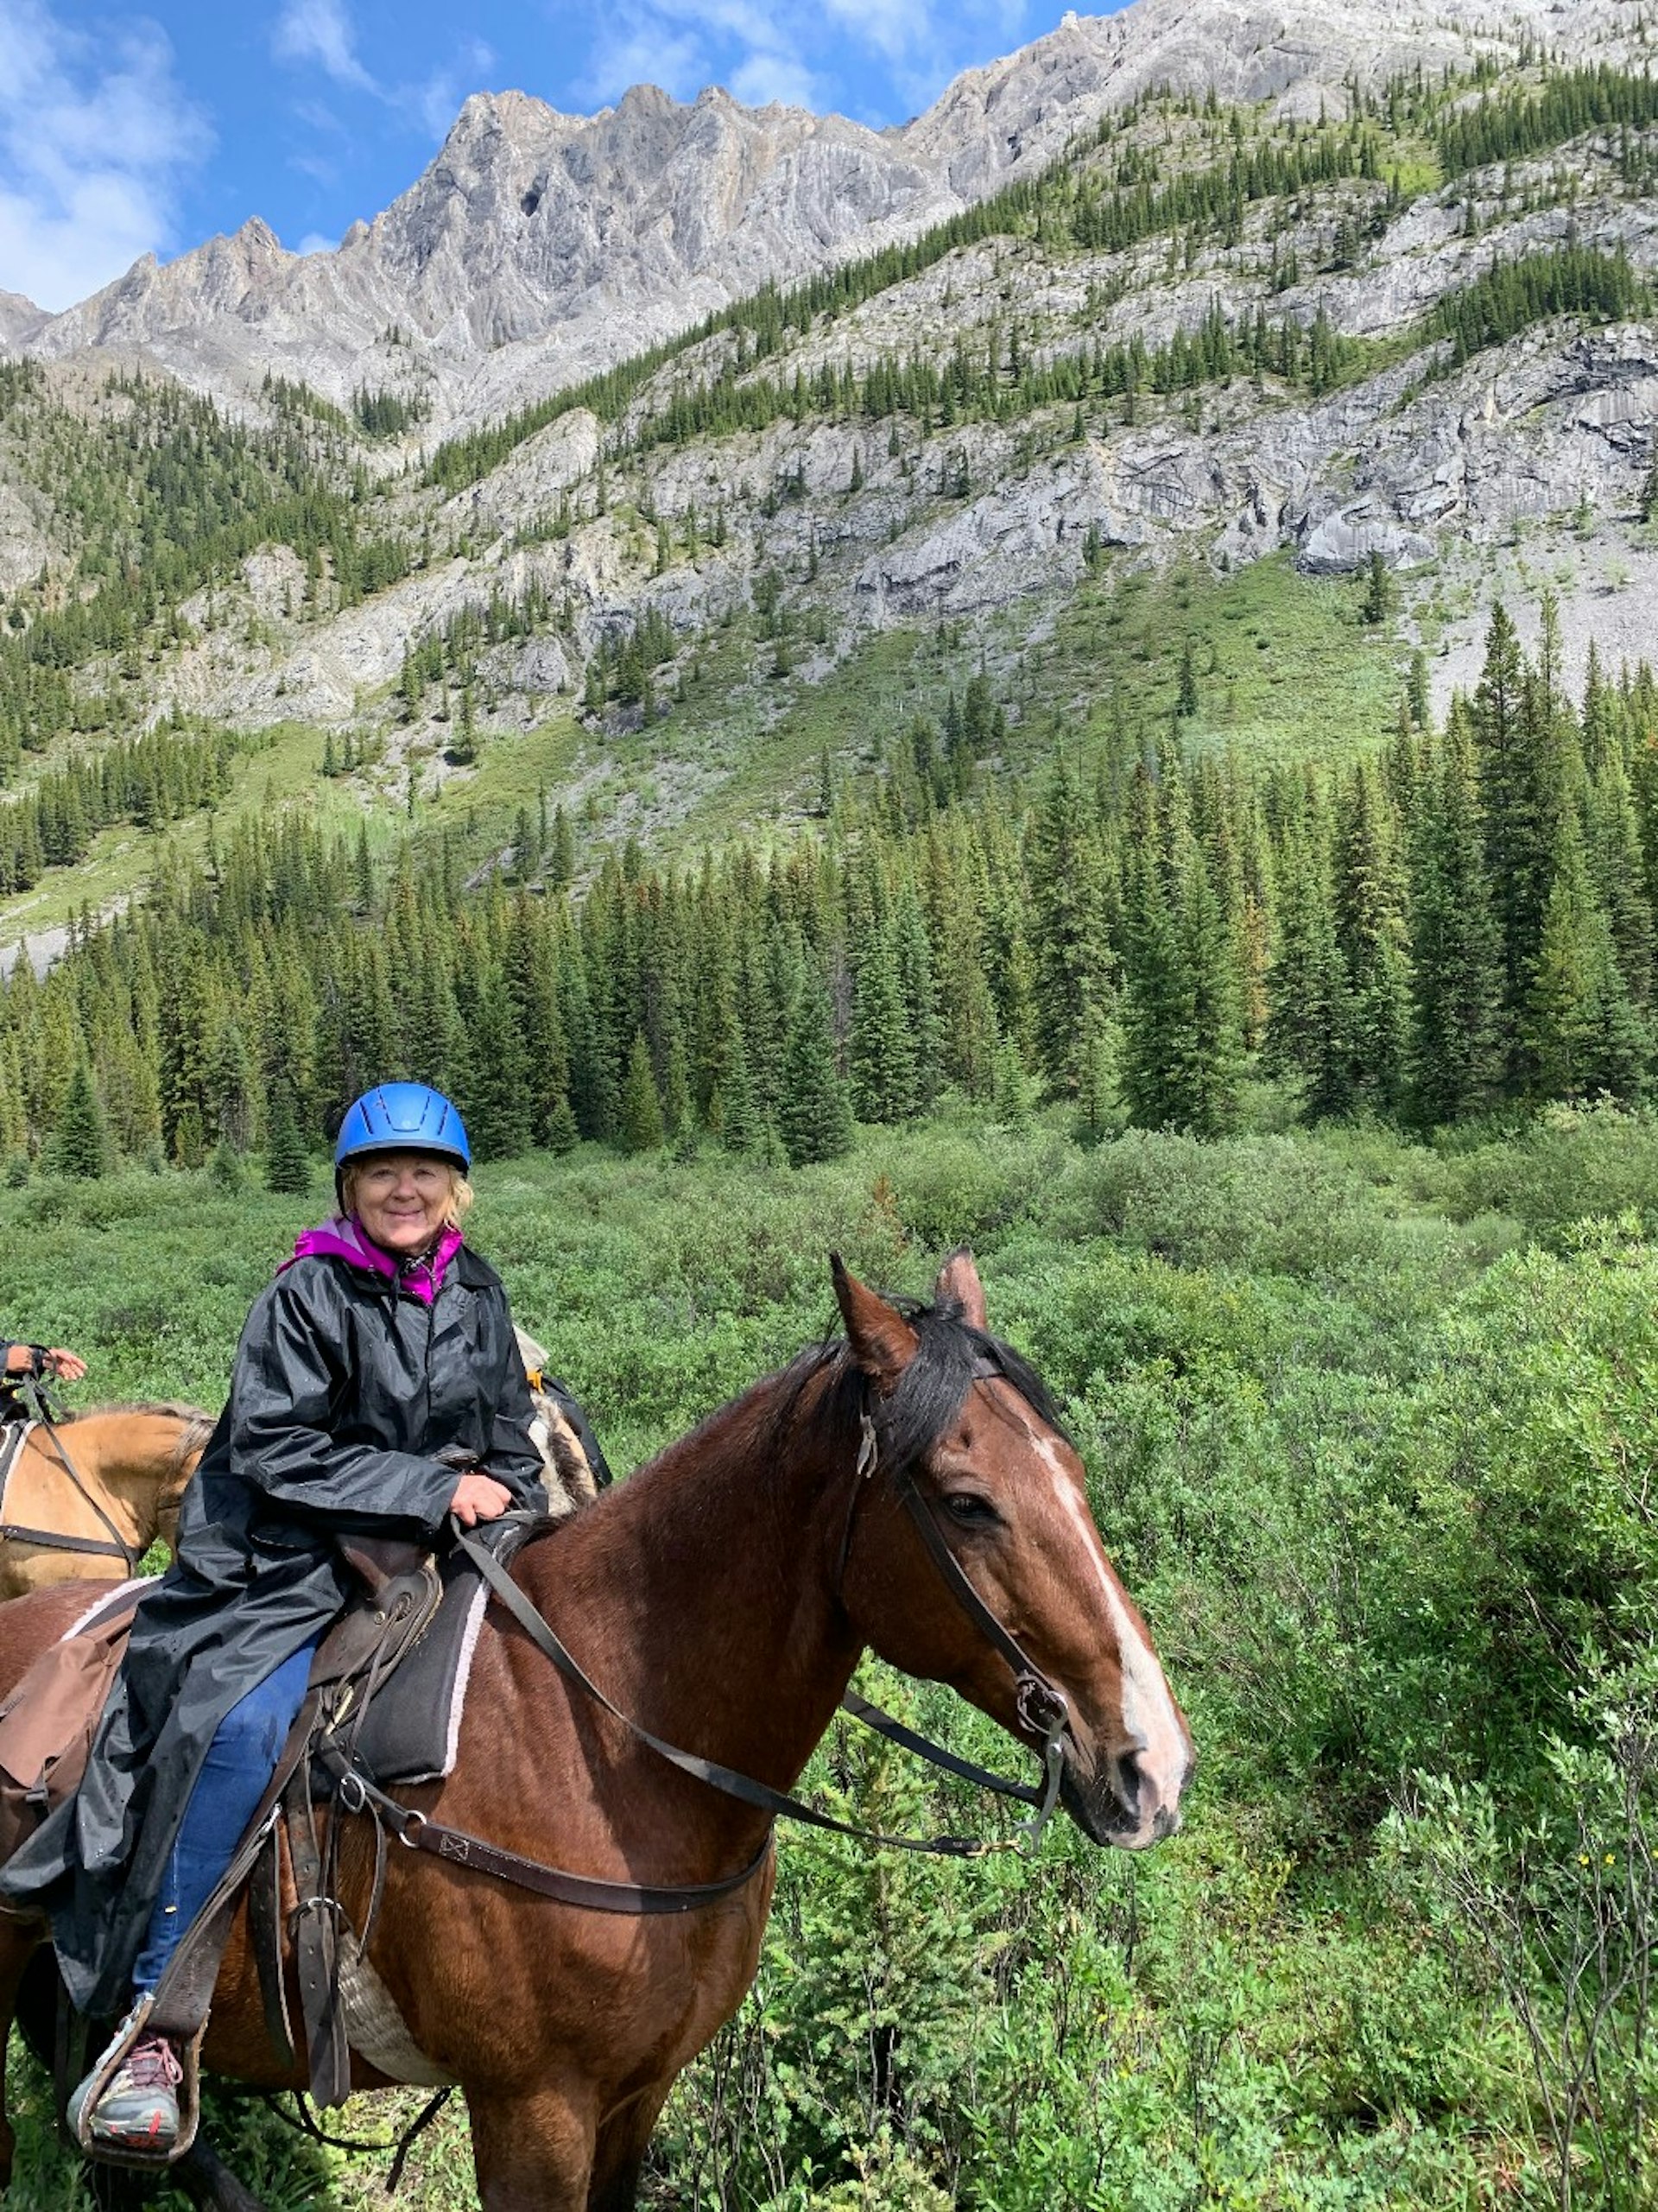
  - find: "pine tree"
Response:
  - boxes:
[1585,749,1654,1010]
[1525,811,1649,1102]
[775,971,854,1167]
[1118,764,1240,1132]
[1408,706,1503,1127]
[849,879,914,1123]
[459,939,534,1161]
[1332,763,1412,1110]
[549,805,575,890]
[618,1032,665,1153]
[1176,639,1200,718]
[1407,648,1431,732]
[1360,548,1394,626]
[711,1010,761,1156]
[1074,1000,1119,1143]
[1470,603,1567,1086]
[1265,794,1350,1117]
[1162,772,1244,1133]
[51,1062,106,1179]
[211,1021,258,1153]
[661,1035,693,1144]
[264,1082,312,1195]
[1027,751,1109,1094]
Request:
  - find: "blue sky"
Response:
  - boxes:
[0,0,1123,313]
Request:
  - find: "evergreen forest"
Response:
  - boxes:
[3,600,1658,1180]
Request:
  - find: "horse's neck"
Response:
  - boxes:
[54,1419,174,1548]
[516,1371,861,1798]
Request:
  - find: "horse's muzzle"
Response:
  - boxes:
[1060,1740,1190,1851]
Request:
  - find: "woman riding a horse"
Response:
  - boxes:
[0,1081,549,2157]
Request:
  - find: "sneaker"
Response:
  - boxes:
[67,2029,182,2156]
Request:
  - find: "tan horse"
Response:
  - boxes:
[0,1406,212,1600]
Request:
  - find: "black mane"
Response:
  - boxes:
[774,1291,1069,1477]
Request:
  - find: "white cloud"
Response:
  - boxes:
[410,39,498,138]
[576,18,709,105]
[276,3,495,143]
[0,0,212,312]
[729,50,821,109]
[578,0,822,112]
[273,0,377,93]
[296,231,339,255]
[819,0,1033,109]
[572,0,1035,124]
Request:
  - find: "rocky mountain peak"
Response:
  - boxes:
[3,0,1638,428]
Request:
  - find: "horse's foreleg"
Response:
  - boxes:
[0,1919,45,2192]
[587,2085,670,2212]
[174,2136,269,2212]
[468,2085,596,2212]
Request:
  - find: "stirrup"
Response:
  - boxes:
[64,1993,204,2169]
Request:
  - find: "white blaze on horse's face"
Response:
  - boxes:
[972,1381,1193,1851]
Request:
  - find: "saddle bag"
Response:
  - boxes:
[0,1591,140,1873]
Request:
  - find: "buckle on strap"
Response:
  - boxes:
[1016,1676,1068,1741]
[1012,1680,1069,1858]
[855,1412,878,1480]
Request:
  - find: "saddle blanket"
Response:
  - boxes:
[346,1526,536,1784]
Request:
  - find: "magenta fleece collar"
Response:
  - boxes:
[282,1214,465,1307]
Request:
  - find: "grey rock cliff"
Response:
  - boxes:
[6,0,1635,432]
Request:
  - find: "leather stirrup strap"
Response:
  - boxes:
[149,1686,325,2039]
[288,1759,351,2108]
[248,1824,294,2070]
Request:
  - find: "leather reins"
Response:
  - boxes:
[326,1360,1073,1911]
[0,1382,140,1572]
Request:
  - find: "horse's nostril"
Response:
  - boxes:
[1113,1751,1142,1817]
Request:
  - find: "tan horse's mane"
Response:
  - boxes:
[60,1402,214,1473]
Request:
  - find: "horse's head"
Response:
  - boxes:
[829,1251,1193,1851]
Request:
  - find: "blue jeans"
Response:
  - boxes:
[130,1635,320,1995]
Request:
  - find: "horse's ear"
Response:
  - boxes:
[831,1255,919,1387]
[933,1247,988,1330]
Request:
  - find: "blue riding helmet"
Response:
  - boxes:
[334,1084,471,1177]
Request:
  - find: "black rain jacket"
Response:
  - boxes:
[0,1238,546,2016]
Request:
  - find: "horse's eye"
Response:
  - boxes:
[944,1492,999,1528]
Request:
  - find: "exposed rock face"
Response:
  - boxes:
[0,293,44,350]
[5,0,1635,433]
[3,0,1655,783]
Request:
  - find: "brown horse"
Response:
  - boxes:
[0,1405,212,1600]
[0,1253,1193,2211]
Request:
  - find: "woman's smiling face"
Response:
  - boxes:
[351,1153,455,1256]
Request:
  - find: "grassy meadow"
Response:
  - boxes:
[4,1100,1658,2207]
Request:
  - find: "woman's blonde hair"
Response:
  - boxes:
[341,1158,474,1227]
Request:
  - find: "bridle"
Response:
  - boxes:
[833,1356,1073,1813]
[328,1355,1077,1911]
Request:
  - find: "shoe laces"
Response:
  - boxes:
[122,2032,182,2092]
